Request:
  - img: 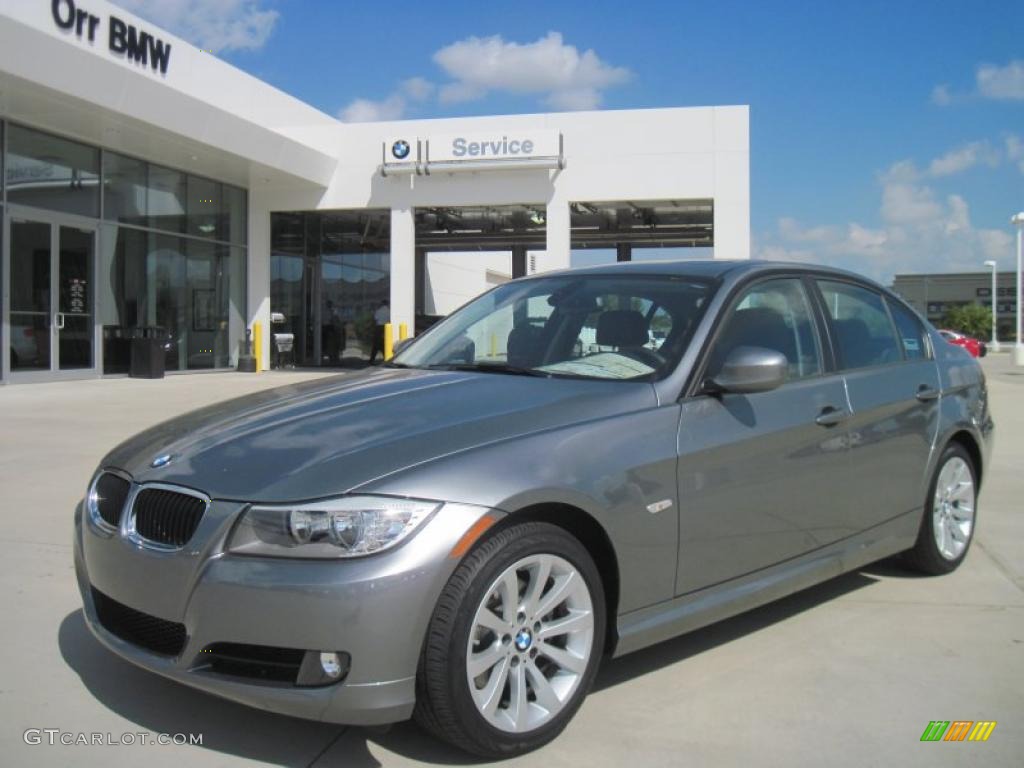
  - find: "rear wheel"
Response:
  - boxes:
[905,443,977,574]
[415,521,605,757]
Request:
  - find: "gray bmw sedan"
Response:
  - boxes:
[74,260,993,757]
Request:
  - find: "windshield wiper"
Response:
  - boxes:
[426,362,552,378]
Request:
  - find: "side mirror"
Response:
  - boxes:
[704,346,788,395]
[392,338,414,356]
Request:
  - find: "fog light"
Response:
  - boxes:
[320,652,343,679]
[296,650,351,687]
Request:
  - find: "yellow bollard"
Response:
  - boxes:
[490,334,497,357]
[253,322,263,372]
[399,322,408,341]
[384,323,394,360]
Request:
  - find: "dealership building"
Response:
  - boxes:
[892,271,1018,341]
[0,1,749,382]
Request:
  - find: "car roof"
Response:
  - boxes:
[537,258,886,289]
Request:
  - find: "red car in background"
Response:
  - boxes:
[939,329,987,358]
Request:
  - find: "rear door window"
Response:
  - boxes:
[817,280,902,369]
[886,298,929,361]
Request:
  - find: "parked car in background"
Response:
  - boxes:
[75,260,993,757]
[938,329,987,358]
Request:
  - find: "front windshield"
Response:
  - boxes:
[394,273,714,381]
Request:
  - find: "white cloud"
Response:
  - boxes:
[432,32,630,110]
[931,84,953,106]
[401,77,435,102]
[759,160,1014,282]
[1006,134,1024,173]
[778,217,836,243]
[976,59,1024,100]
[116,0,278,53]
[339,77,436,123]
[339,95,406,123]
[927,141,1000,177]
[881,179,944,224]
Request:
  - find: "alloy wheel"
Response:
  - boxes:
[465,553,595,733]
[932,456,975,561]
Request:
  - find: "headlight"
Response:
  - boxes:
[227,496,441,559]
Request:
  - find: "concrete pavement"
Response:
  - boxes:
[0,361,1021,766]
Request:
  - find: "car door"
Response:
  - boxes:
[814,279,941,532]
[675,277,853,596]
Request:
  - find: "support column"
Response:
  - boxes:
[512,245,527,278]
[544,197,570,270]
[247,191,271,370]
[390,206,416,336]
[616,243,632,262]
[414,248,426,316]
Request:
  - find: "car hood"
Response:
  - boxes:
[101,368,657,502]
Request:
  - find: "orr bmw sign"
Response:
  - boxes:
[381,130,563,176]
[51,0,172,75]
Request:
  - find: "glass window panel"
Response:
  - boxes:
[185,240,230,368]
[223,184,247,245]
[5,124,99,216]
[100,234,245,371]
[147,164,186,233]
[9,220,52,370]
[98,225,186,372]
[188,175,222,239]
[887,297,929,360]
[714,278,822,380]
[271,212,305,254]
[818,280,902,369]
[102,152,148,226]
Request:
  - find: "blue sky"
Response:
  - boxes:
[123,0,1023,282]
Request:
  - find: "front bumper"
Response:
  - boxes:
[73,497,497,725]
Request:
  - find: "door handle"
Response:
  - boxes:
[915,386,940,402]
[55,312,65,330]
[815,406,848,427]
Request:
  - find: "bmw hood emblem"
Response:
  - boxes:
[151,453,173,468]
[391,139,410,160]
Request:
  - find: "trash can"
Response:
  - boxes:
[273,332,295,369]
[130,328,167,379]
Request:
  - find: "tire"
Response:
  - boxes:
[905,443,978,575]
[415,521,606,758]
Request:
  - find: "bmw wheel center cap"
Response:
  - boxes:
[514,628,533,652]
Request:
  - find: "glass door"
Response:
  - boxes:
[6,215,96,378]
[9,220,52,372]
[57,226,95,370]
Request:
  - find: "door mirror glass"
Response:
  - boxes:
[705,346,788,394]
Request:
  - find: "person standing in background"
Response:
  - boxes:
[369,299,390,362]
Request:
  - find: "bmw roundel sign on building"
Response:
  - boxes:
[384,136,416,166]
[391,139,410,160]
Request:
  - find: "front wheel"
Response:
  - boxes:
[905,443,978,574]
[415,521,605,757]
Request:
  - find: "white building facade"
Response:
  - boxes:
[0,0,749,380]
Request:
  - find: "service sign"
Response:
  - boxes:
[428,131,560,163]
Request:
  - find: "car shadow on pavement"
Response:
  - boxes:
[59,565,895,767]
